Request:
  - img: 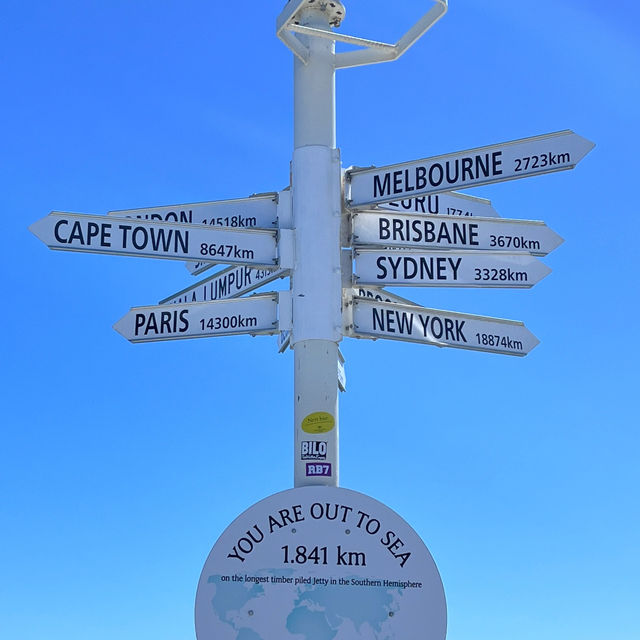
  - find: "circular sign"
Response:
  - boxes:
[301,412,335,434]
[195,486,446,639]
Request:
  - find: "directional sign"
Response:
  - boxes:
[108,193,283,276]
[108,192,278,228]
[107,192,290,277]
[355,250,551,288]
[348,297,539,356]
[113,294,279,343]
[160,265,290,305]
[347,130,594,206]
[29,212,278,267]
[352,210,563,256]
[377,191,500,217]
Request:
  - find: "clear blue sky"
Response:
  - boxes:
[2,1,639,638]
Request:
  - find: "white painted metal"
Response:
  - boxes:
[277,228,295,273]
[290,6,342,489]
[352,210,564,256]
[276,189,293,229]
[349,296,539,356]
[282,1,451,488]
[289,23,395,53]
[276,294,294,350]
[347,130,595,206]
[159,266,290,305]
[291,148,342,344]
[29,212,278,266]
[377,191,500,217]
[277,0,448,69]
[335,1,448,69]
[113,294,279,344]
[277,0,345,63]
[337,349,346,392]
[355,250,551,288]
[278,290,293,335]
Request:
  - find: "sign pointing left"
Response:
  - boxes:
[113,294,279,343]
[29,212,278,267]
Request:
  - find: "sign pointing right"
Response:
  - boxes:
[348,297,539,357]
[354,250,551,288]
[352,211,563,256]
[347,130,594,207]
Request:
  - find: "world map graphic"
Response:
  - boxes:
[203,569,407,640]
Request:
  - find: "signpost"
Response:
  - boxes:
[347,130,594,207]
[29,212,282,267]
[354,250,551,288]
[352,210,563,256]
[29,3,595,638]
[348,296,539,356]
[113,294,280,343]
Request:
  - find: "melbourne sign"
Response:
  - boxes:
[347,130,594,207]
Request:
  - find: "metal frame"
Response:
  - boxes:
[277,0,448,69]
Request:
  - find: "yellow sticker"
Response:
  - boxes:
[301,412,335,434]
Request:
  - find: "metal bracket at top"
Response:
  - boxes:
[277,0,346,63]
[277,0,448,69]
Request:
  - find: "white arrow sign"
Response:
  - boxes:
[348,297,539,356]
[347,130,594,206]
[113,293,280,343]
[352,211,563,256]
[354,250,551,288]
[108,192,288,276]
[377,191,500,217]
[29,212,278,266]
[160,265,290,305]
[108,192,278,228]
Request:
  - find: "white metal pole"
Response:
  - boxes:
[291,6,342,488]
